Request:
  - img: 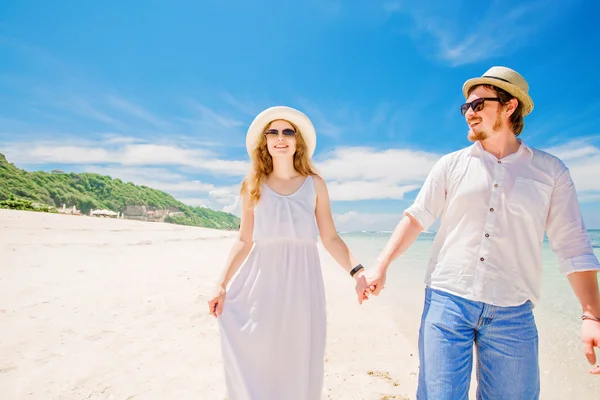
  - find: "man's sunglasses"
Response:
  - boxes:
[460,97,501,116]
[265,128,296,138]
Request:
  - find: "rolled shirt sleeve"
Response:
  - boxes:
[404,156,447,231]
[545,166,600,275]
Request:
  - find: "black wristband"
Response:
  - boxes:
[350,264,364,277]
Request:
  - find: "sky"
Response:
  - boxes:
[1,0,599,231]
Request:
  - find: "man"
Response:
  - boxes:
[364,66,600,399]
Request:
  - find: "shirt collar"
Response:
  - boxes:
[470,138,534,159]
[518,139,534,158]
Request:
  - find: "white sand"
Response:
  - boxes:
[0,209,419,399]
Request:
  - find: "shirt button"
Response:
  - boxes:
[497,160,502,164]
[480,257,485,261]
[494,183,498,188]
[490,208,494,212]
[485,233,490,238]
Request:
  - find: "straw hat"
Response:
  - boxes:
[462,66,534,116]
[245,106,317,157]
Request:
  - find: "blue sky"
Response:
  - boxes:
[1,0,599,231]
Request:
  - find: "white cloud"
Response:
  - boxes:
[316,146,439,201]
[0,54,246,141]
[203,159,249,176]
[4,142,249,176]
[221,91,259,117]
[542,139,600,195]
[209,185,243,215]
[327,181,420,201]
[27,146,114,164]
[222,195,241,215]
[296,99,345,139]
[69,98,125,128]
[152,180,216,193]
[387,1,567,66]
[101,134,146,144]
[542,140,598,162]
[75,165,217,195]
[107,95,171,129]
[210,188,237,200]
[327,138,600,231]
[81,165,186,183]
[71,164,237,211]
[333,211,402,232]
[2,141,441,206]
[178,197,210,207]
[1,144,241,212]
[3,130,599,228]
[119,144,208,166]
[318,146,439,182]
[186,101,244,129]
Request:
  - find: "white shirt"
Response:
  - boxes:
[404,139,600,307]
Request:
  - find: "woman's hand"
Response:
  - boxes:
[208,285,227,317]
[354,270,372,304]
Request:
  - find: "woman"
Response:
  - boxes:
[207,106,369,400]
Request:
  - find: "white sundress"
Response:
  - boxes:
[218,175,327,400]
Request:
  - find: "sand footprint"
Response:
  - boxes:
[367,370,400,387]
[367,370,412,400]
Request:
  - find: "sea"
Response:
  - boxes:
[338,229,600,400]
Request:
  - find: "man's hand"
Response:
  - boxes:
[366,268,387,296]
[582,318,600,374]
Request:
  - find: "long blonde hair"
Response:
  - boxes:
[240,119,317,205]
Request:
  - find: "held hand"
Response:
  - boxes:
[366,268,387,296]
[208,285,226,317]
[581,318,600,374]
[353,271,370,304]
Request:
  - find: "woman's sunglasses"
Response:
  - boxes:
[265,128,296,139]
[460,97,501,116]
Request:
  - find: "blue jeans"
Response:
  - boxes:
[417,287,540,400]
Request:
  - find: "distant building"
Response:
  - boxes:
[58,204,81,215]
[51,169,64,174]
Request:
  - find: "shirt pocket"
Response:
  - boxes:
[506,176,553,227]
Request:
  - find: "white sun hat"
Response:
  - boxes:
[245,106,317,157]
[462,66,534,116]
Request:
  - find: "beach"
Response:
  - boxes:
[2,210,599,399]
[0,210,419,400]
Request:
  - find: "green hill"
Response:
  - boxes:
[0,153,240,230]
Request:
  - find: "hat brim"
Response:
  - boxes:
[245,106,316,158]
[462,77,534,116]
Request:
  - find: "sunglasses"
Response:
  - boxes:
[460,97,501,116]
[265,128,296,138]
